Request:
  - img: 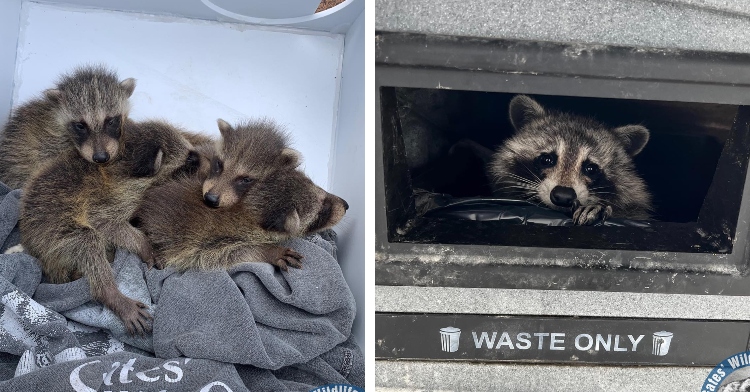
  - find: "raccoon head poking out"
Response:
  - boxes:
[488,95,653,225]
[46,65,136,164]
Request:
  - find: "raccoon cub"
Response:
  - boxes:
[201,119,299,208]
[0,65,136,189]
[133,119,349,271]
[488,95,653,225]
[20,120,198,335]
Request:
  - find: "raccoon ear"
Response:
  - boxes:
[217,119,233,139]
[119,78,136,97]
[262,208,299,233]
[284,209,301,234]
[279,148,302,168]
[613,125,650,156]
[509,95,546,132]
[44,89,63,102]
[153,149,164,174]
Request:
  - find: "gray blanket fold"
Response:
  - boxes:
[0,181,363,391]
[150,232,355,369]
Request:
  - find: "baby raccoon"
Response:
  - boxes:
[201,119,300,208]
[0,65,136,189]
[488,95,653,225]
[133,120,349,271]
[20,120,198,335]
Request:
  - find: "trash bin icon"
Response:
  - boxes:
[440,327,461,352]
[652,331,673,356]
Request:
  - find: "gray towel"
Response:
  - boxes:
[0,183,88,376]
[0,180,364,390]
[1,351,252,392]
[33,249,156,352]
[149,232,356,369]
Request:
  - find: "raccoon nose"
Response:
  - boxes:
[342,199,349,210]
[92,151,110,164]
[203,193,220,208]
[550,186,577,208]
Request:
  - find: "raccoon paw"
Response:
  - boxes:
[267,248,304,271]
[114,297,153,336]
[153,255,167,270]
[137,244,159,270]
[144,255,166,270]
[573,204,613,226]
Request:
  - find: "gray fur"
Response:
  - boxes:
[489,95,653,225]
[0,65,135,189]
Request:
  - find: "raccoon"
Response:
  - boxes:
[0,65,136,189]
[201,119,299,208]
[133,119,349,271]
[488,95,653,225]
[20,120,198,335]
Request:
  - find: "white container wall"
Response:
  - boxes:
[329,9,365,355]
[0,0,364,349]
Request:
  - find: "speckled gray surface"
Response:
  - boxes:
[376,286,750,320]
[376,0,750,53]
[375,361,709,391]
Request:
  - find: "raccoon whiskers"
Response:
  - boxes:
[519,193,544,208]
[496,182,542,207]
[505,148,543,184]
[520,164,542,185]
[330,214,355,233]
[495,171,539,187]
[496,180,538,194]
[500,185,536,192]
[499,185,537,197]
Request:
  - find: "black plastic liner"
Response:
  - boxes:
[415,190,651,228]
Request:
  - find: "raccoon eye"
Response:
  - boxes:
[236,177,255,186]
[72,122,86,132]
[536,153,556,168]
[106,116,119,127]
[583,162,601,178]
[211,158,224,175]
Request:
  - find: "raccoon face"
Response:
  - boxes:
[490,95,649,214]
[253,170,348,236]
[202,119,300,209]
[526,141,609,212]
[46,65,136,164]
[65,115,123,164]
[202,155,260,208]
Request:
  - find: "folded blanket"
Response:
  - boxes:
[0,181,363,390]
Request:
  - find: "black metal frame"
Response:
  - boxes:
[375,32,750,295]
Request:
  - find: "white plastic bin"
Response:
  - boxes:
[0,0,365,351]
